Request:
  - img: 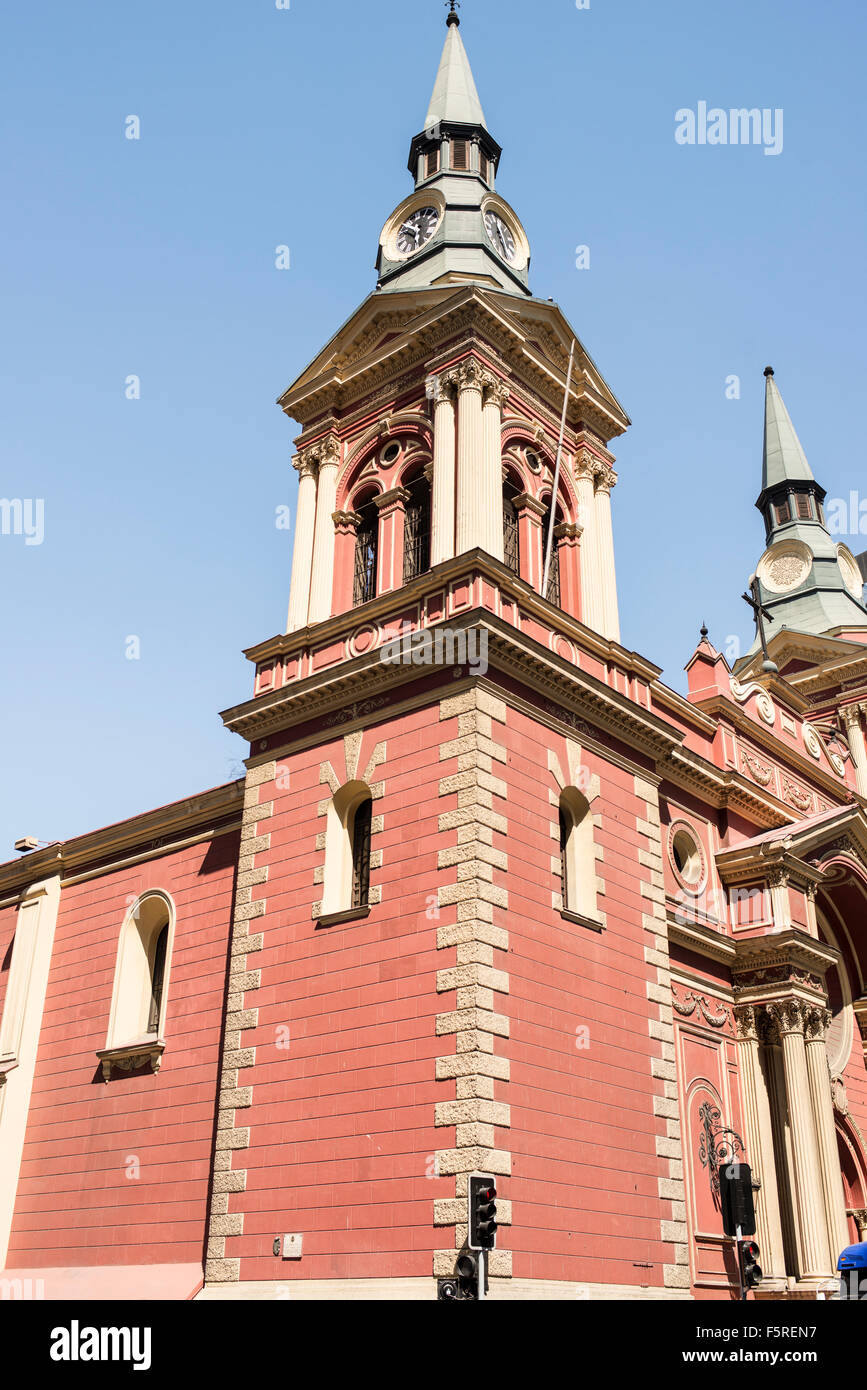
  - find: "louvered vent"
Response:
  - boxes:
[452,139,468,171]
[426,147,439,177]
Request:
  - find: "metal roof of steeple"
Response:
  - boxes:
[424,12,487,130]
[760,366,816,502]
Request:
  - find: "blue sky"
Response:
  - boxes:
[1,0,865,853]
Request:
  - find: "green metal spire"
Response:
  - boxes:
[425,9,487,130]
[740,367,867,661]
[376,10,531,297]
[759,366,816,503]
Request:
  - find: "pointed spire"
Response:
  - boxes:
[425,9,487,130]
[761,366,816,498]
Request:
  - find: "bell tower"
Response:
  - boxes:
[281,9,628,644]
[204,12,687,1302]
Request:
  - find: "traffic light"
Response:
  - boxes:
[738,1238,763,1292]
[468,1173,497,1251]
[719,1162,757,1238]
[437,1254,478,1302]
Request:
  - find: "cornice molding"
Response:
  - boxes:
[0,782,245,898]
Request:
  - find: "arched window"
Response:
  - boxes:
[503,479,521,575]
[147,924,169,1035]
[403,474,431,582]
[351,797,373,908]
[353,497,379,606]
[322,783,374,919]
[541,498,562,606]
[559,789,597,922]
[105,892,175,1051]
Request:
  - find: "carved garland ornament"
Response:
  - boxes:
[672,984,729,1029]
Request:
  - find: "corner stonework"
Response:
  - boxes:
[434,688,513,1279]
[635,773,690,1292]
[204,760,275,1284]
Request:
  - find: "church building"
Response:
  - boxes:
[2,11,867,1301]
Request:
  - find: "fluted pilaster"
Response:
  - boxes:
[843,704,867,798]
[481,377,508,562]
[804,1006,850,1262]
[594,463,620,643]
[575,450,605,635]
[307,436,341,625]
[734,1006,787,1284]
[454,359,486,555]
[767,1000,835,1281]
[428,375,457,566]
[286,457,318,632]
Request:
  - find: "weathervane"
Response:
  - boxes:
[446,0,461,24]
[742,576,779,675]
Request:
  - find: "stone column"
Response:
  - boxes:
[455,359,486,555]
[481,378,508,563]
[767,1000,835,1281]
[332,510,361,615]
[734,1006,787,1285]
[307,437,341,625]
[555,521,583,619]
[574,449,605,635]
[804,1006,851,1262]
[854,1209,867,1241]
[594,462,621,644]
[429,374,457,567]
[374,487,411,596]
[842,704,867,799]
[513,493,546,588]
[286,454,318,632]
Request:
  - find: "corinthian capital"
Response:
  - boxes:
[316,434,341,470]
[453,357,486,393]
[574,447,598,481]
[594,462,617,495]
[426,373,455,406]
[734,1004,759,1043]
[482,377,510,411]
[842,703,864,730]
[804,1005,832,1044]
[293,451,318,480]
[766,999,808,1037]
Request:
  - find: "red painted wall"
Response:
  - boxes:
[6,830,239,1270]
[233,703,452,1281]
[499,704,673,1288]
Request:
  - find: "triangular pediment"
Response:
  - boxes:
[278,285,631,438]
[734,628,867,686]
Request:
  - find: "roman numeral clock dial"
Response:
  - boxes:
[397,206,440,255]
[484,211,517,264]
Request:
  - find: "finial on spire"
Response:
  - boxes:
[446,0,461,26]
[700,622,709,641]
[763,365,774,378]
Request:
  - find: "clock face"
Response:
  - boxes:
[485,211,517,264]
[396,206,439,256]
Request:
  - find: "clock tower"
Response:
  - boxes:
[203,10,692,1299]
[376,5,531,298]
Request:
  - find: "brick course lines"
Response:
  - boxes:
[4,832,238,1272]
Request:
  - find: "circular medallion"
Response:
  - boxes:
[837,544,865,600]
[758,540,813,595]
